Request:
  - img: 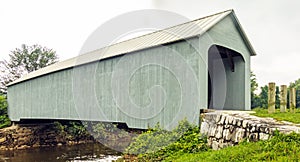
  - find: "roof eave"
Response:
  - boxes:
[229,11,257,56]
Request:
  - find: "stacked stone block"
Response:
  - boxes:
[200,111,300,150]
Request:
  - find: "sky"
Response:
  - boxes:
[1,0,300,87]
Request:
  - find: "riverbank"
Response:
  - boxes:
[0,121,139,151]
[0,123,93,150]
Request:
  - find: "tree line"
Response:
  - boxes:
[251,72,300,109]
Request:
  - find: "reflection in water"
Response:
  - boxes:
[0,143,121,162]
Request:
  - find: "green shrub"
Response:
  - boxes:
[92,122,129,140]
[125,119,209,161]
[0,95,11,128]
[54,121,130,143]
[62,121,89,140]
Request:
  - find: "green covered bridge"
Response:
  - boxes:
[7,10,256,130]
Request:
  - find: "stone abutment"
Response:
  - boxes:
[200,110,300,150]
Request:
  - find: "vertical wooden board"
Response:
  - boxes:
[57,71,63,118]
[94,58,120,121]
[65,72,72,119]
[41,76,47,117]
[60,71,66,118]
[24,80,30,118]
[7,86,17,121]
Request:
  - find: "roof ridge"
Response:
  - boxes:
[79,9,233,57]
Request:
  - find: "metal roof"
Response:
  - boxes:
[8,9,256,86]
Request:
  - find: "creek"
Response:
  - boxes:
[0,143,121,162]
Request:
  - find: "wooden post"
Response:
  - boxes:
[280,85,287,112]
[290,87,296,113]
[268,82,276,114]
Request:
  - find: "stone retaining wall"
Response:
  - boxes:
[200,111,300,150]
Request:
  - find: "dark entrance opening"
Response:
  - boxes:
[208,45,245,110]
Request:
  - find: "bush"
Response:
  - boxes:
[125,119,209,161]
[0,95,11,128]
[92,122,129,140]
[54,121,130,143]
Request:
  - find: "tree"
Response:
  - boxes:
[275,86,280,108]
[289,78,300,89]
[259,85,268,109]
[0,44,58,93]
[251,71,260,108]
[289,78,300,108]
[0,59,24,93]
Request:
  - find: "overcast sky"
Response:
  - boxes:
[1,0,299,87]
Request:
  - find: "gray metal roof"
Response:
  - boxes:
[8,9,256,86]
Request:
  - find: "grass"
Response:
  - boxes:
[163,109,300,162]
[164,131,300,162]
[124,111,300,162]
[252,108,300,124]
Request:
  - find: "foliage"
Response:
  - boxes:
[0,44,58,93]
[250,72,260,108]
[289,78,300,89]
[250,72,276,109]
[251,95,261,109]
[53,121,130,144]
[125,119,209,161]
[61,121,90,141]
[65,121,87,137]
[92,122,129,140]
[165,131,300,162]
[0,60,23,93]
[289,78,300,108]
[0,95,11,128]
[53,121,90,141]
[250,72,258,94]
[8,44,58,72]
[297,89,300,108]
[259,85,268,109]
[275,86,280,108]
[53,121,65,132]
[253,108,300,124]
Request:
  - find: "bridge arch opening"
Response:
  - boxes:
[208,45,245,110]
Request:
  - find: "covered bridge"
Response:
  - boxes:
[7,10,256,130]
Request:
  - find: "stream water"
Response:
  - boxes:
[0,143,121,162]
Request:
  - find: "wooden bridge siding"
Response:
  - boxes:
[8,38,202,130]
[8,14,253,129]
